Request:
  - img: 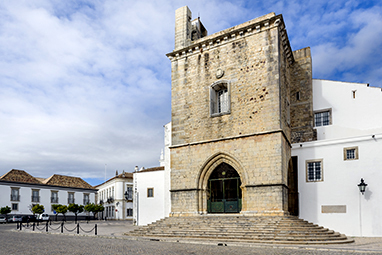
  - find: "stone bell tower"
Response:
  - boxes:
[167,6,314,217]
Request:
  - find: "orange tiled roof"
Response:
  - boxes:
[94,171,133,188]
[42,174,94,189]
[0,169,95,190]
[0,169,41,184]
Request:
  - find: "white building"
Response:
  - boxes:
[292,79,382,237]
[133,166,165,226]
[95,171,133,220]
[0,169,97,218]
[133,122,171,226]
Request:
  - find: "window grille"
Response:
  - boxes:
[314,111,330,127]
[307,160,323,182]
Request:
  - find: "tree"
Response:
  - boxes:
[31,204,44,215]
[0,206,11,219]
[68,203,84,223]
[52,204,60,221]
[84,203,104,219]
[52,204,68,221]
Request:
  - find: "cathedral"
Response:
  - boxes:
[132,6,382,238]
[167,6,314,217]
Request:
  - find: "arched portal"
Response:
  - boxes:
[207,163,242,213]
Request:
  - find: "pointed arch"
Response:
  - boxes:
[196,152,248,213]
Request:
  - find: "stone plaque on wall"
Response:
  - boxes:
[321,205,346,213]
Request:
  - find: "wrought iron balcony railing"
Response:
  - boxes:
[31,196,40,203]
[51,197,59,203]
[10,195,20,201]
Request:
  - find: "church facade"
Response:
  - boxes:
[166,6,314,217]
[133,7,382,237]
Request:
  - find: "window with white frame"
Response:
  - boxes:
[314,109,331,127]
[126,186,133,200]
[344,146,359,160]
[306,159,323,182]
[12,203,18,211]
[68,192,75,204]
[127,208,133,216]
[31,189,40,203]
[210,82,230,116]
[51,191,59,203]
[11,188,20,201]
[83,193,90,205]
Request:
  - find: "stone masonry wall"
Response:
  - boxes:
[290,47,316,143]
[168,8,296,216]
[170,132,288,215]
[170,16,285,147]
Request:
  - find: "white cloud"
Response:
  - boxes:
[0,0,381,185]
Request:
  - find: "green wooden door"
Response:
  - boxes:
[208,177,241,213]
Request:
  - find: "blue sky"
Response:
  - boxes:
[1,0,381,186]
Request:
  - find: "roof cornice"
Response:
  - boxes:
[166,13,294,65]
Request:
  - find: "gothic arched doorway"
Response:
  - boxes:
[207,163,242,213]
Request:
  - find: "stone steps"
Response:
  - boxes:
[126,215,354,244]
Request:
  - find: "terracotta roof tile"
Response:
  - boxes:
[94,171,133,188]
[43,174,94,189]
[0,169,95,190]
[0,169,41,184]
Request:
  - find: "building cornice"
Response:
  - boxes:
[292,133,382,149]
[0,180,98,192]
[170,129,291,149]
[166,13,294,65]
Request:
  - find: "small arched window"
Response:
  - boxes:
[210,81,230,116]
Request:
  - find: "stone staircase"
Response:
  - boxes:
[126,215,354,244]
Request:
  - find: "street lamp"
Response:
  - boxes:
[358,178,368,195]
[124,191,129,200]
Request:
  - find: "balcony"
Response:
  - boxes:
[51,197,59,203]
[31,196,40,203]
[10,195,20,201]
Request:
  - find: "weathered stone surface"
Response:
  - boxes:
[168,7,313,217]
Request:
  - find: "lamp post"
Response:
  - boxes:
[358,178,368,195]
[357,178,368,236]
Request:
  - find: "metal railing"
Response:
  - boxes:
[31,196,40,202]
[17,221,97,236]
[10,195,20,201]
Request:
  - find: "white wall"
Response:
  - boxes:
[293,135,382,236]
[0,183,96,216]
[96,177,133,220]
[163,122,172,218]
[313,80,382,140]
[293,79,382,237]
[134,170,165,226]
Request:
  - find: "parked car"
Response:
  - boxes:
[9,215,22,222]
[0,216,7,223]
[22,215,37,223]
[38,214,50,221]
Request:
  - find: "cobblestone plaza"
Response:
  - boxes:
[1,222,382,254]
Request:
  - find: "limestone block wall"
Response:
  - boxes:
[170,132,289,215]
[290,47,316,143]
[168,8,297,216]
[170,15,291,147]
